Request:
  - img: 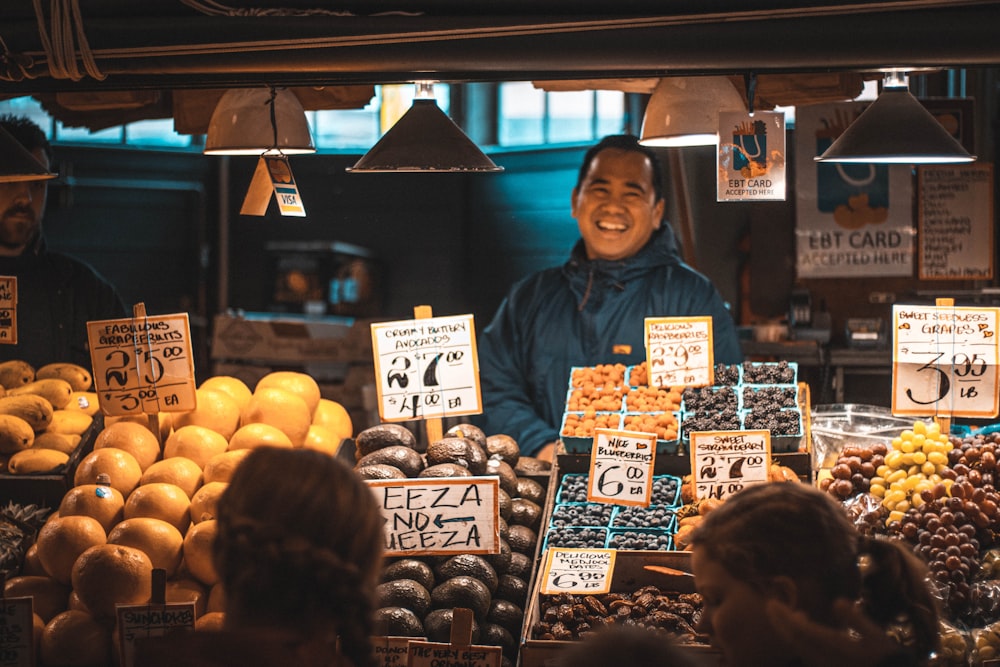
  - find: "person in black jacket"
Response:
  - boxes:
[476,134,742,459]
[0,114,126,369]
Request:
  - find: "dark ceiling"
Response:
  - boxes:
[2,1,999,130]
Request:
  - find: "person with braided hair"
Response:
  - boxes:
[136,446,384,667]
[689,482,940,667]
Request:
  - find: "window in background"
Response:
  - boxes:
[498,82,626,147]
[124,118,195,148]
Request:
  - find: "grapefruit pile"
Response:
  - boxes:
[4,371,353,667]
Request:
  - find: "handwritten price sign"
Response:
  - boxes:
[0,597,33,667]
[541,548,616,595]
[892,304,999,418]
[690,430,771,502]
[87,312,197,416]
[0,276,17,345]
[587,428,656,507]
[371,314,481,422]
[116,602,196,667]
[367,477,500,557]
[644,316,714,387]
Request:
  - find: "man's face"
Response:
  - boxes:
[571,148,664,262]
[0,147,48,255]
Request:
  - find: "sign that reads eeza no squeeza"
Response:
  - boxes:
[366,477,500,557]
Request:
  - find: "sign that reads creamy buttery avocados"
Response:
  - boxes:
[367,477,500,557]
[370,314,481,422]
[0,276,16,345]
[891,304,999,418]
[541,548,616,594]
[87,310,197,416]
[587,428,656,507]
[690,430,771,502]
[644,316,713,388]
[0,596,33,667]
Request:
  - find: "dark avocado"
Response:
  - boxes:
[514,456,551,476]
[481,623,518,658]
[497,516,510,541]
[375,579,432,617]
[487,599,524,636]
[431,575,492,621]
[506,552,532,579]
[508,497,543,531]
[356,423,421,458]
[418,462,473,478]
[515,477,546,505]
[495,574,528,606]
[445,423,487,450]
[498,488,512,521]
[356,445,425,478]
[373,606,425,637]
[382,558,436,592]
[425,436,488,475]
[482,537,512,576]
[484,457,519,496]
[485,433,520,467]
[423,608,481,644]
[355,463,407,480]
[506,524,538,555]
[434,554,499,594]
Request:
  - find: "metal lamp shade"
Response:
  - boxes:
[347,99,502,173]
[640,76,747,148]
[815,85,975,164]
[0,125,57,183]
[204,88,315,156]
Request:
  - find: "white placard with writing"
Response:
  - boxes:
[116,602,197,667]
[717,110,787,202]
[918,164,994,280]
[690,430,771,502]
[0,597,33,667]
[407,641,501,667]
[366,477,499,557]
[644,316,714,388]
[0,276,17,345]
[371,636,412,667]
[541,548,616,595]
[892,304,999,418]
[87,313,197,416]
[370,314,481,422]
[587,428,656,507]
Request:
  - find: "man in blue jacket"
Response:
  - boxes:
[477,134,742,459]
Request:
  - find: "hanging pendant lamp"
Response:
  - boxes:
[639,76,747,148]
[815,71,975,164]
[347,82,502,173]
[203,87,315,156]
[0,125,58,183]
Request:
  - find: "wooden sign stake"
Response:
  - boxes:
[414,304,443,445]
[935,297,955,435]
[449,607,474,646]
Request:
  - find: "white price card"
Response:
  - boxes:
[892,304,999,418]
[366,477,500,557]
[371,636,412,667]
[117,602,197,667]
[0,597,33,667]
[370,314,481,422]
[690,430,771,502]
[644,316,714,388]
[407,641,501,667]
[0,276,17,345]
[541,548,616,595]
[587,428,656,507]
[87,312,197,416]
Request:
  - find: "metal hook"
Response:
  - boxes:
[743,72,757,115]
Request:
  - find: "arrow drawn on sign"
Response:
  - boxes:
[434,514,475,528]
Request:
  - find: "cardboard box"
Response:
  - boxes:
[210,312,373,364]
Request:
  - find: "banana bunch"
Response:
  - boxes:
[0,360,99,475]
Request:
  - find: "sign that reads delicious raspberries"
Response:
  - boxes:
[370,314,481,422]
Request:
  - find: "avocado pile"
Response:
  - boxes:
[355,422,550,666]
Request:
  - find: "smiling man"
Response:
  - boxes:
[0,115,126,368]
[476,134,742,460]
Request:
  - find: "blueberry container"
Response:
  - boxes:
[650,474,684,506]
[543,525,609,551]
[556,473,591,504]
[606,528,673,551]
[548,502,614,528]
[610,504,678,532]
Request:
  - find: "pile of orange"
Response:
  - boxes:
[6,370,355,665]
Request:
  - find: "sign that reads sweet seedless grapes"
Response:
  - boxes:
[541,548,616,595]
[370,314,481,422]
[366,477,500,557]
[892,304,999,418]
[587,428,656,507]
[690,430,771,502]
[644,316,714,388]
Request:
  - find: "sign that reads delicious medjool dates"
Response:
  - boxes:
[690,430,771,502]
[370,314,481,422]
[644,316,714,388]
[367,477,500,557]
[541,547,616,594]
